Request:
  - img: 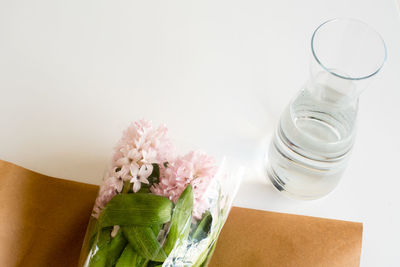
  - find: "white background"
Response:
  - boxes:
[1,0,399,266]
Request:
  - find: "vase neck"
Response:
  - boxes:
[306,70,360,108]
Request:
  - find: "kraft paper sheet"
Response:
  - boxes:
[0,160,362,267]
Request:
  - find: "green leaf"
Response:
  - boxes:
[115,244,147,267]
[192,212,212,241]
[88,246,108,267]
[88,231,127,267]
[137,186,151,194]
[191,239,218,267]
[122,225,167,262]
[97,227,112,248]
[139,259,150,267]
[150,223,163,237]
[163,185,194,255]
[99,193,173,227]
[199,241,217,267]
[115,245,135,267]
[147,261,163,267]
[87,218,101,252]
[106,232,129,266]
[87,228,112,267]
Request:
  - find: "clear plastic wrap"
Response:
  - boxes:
[78,120,243,267]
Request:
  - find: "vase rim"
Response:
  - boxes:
[311,18,387,81]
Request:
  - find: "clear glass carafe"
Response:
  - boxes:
[267,18,387,200]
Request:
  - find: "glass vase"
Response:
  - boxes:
[267,18,387,200]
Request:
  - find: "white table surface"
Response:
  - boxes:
[1,0,399,266]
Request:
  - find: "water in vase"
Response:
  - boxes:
[267,81,357,200]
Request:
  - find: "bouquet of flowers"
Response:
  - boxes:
[79,120,242,267]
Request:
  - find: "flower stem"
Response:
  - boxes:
[122,181,131,194]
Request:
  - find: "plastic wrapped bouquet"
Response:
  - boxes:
[79,120,242,267]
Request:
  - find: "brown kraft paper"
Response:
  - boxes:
[0,160,362,267]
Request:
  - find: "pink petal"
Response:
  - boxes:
[116,157,130,166]
[130,162,139,177]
